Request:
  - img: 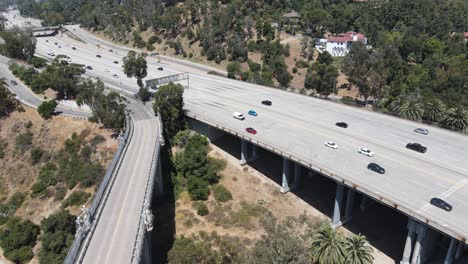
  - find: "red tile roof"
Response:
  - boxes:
[327,31,366,43]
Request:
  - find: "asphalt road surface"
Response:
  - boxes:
[35,29,468,244]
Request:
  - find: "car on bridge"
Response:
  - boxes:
[368,163,385,174]
[324,141,338,149]
[336,122,348,128]
[430,198,452,211]
[246,127,257,134]
[157,67,163,71]
[406,143,427,153]
[113,61,119,64]
[358,147,374,157]
[261,100,272,106]
[96,54,101,58]
[10,80,17,86]
[72,47,76,50]
[233,112,245,120]
[86,66,93,70]
[248,110,257,116]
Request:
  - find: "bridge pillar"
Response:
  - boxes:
[331,183,345,228]
[455,242,464,260]
[360,195,374,211]
[411,224,427,264]
[401,219,416,264]
[291,163,302,189]
[444,238,457,264]
[342,189,355,224]
[280,158,290,193]
[240,140,248,165]
[248,144,259,162]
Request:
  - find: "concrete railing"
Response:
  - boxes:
[64,114,134,264]
[130,112,164,264]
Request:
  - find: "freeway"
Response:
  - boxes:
[35,30,468,244]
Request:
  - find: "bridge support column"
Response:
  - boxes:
[401,219,416,264]
[455,242,464,260]
[280,158,290,193]
[411,224,427,264]
[240,140,248,165]
[331,183,345,228]
[444,238,457,264]
[342,189,355,224]
[360,195,374,211]
[248,144,259,162]
[291,163,302,190]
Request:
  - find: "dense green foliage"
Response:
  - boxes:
[173,132,225,200]
[195,203,209,216]
[61,191,91,208]
[0,192,26,216]
[0,217,39,264]
[39,210,76,264]
[0,79,16,117]
[15,131,33,152]
[0,30,36,61]
[37,100,58,119]
[122,50,148,89]
[153,82,186,139]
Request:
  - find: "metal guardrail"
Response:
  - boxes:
[130,112,164,264]
[185,111,468,245]
[64,114,134,264]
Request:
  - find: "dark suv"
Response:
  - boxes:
[406,143,427,153]
[430,198,452,211]
[336,122,348,128]
[367,163,385,174]
[261,100,272,106]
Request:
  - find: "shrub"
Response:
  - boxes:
[0,192,26,215]
[0,144,4,159]
[212,185,232,203]
[30,146,43,164]
[15,131,33,151]
[292,67,298,74]
[62,191,91,208]
[25,121,33,129]
[187,177,209,201]
[341,96,356,106]
[248,60,261,72]
[30,57,47,68]
[31,181,49,198]
[173,129,192,148]
[38,163,58,186]
[0,218,39,263]
[196,203,209,216]
[54,186,67,201]
[37,100,58,119]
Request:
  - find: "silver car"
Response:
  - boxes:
[414,128,429,135]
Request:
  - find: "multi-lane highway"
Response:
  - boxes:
[34,28,468,247]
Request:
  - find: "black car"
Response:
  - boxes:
[336,122,348,128]
[261,100,272,106]
[96,54,101,58]
[86,66,93,70]
[54,42,57,45]
[367,163,385,174]
[406,143,427,153]
[72,47,76,50]
[430,198,452,212]
[10,80,17,86]
[157,67,163,71]
[113,61,119,64]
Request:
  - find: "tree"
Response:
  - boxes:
[344,234,374,264]
[38,100,58,119]
[0,78,16,117]
[0,218,39,263]
[153,82,185,139]
[443,105,468,132]
[305,62,338,97]
[395,96,424,121]
[310,225,345,264]
[343,42,372,104]
[317,51,333,65]
[167,237,217,263]
[423,99,446,123]
[0,30,36,61]
[122,51,148,90]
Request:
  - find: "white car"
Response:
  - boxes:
[414,128,429,135]
[358,147,374,157]
[232,112,245,120]
[324,141,338,149]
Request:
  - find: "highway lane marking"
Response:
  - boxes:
[416,179,468,214]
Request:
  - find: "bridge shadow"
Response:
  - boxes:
[151,142,175,264]
[211,133,406,262]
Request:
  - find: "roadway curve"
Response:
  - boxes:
[35,28,468,245]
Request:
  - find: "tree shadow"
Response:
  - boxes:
[151,141,176,264]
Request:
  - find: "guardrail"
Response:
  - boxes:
[185,111,467,245]
[64,114,134,264]
[130,112,164,264]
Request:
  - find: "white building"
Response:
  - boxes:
[325,31,367,57]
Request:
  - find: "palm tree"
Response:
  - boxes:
[443,105,468,132]
[423,99,446,123]
[396,98,424,121]
[311,225,345,264]
[344,234,374,264]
